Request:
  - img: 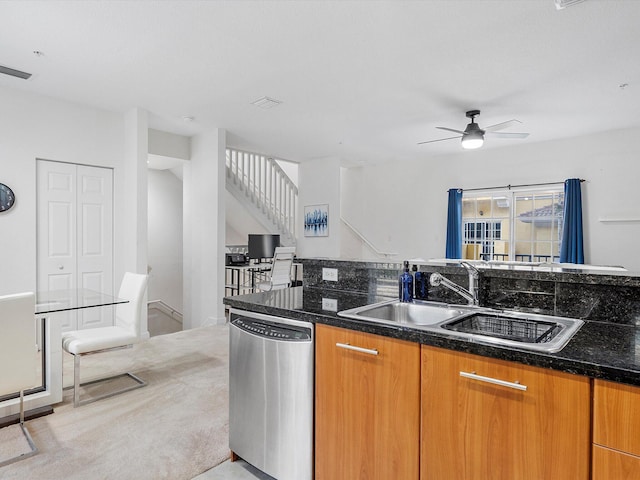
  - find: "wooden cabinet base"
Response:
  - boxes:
[315,324,420,480]
[593,445,640,480]
[421,346,590,480]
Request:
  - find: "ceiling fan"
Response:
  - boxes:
[418,110,529,150]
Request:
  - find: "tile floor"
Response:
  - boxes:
[194,459,274,479]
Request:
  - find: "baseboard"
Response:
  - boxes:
[0,406,54,428]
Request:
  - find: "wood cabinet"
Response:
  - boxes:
[593,379,640,479]
[593,445,640,480]
[315,324,420,480]
[421,346,590,480]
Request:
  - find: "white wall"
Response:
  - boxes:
[225,191,270,245]
[341,127,640,271]
[183,128,226,328]
[148,128,190,160]
[0,85,129,295]
[297,157,341,258]
[148,169,183,312]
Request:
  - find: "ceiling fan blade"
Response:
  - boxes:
[417,135,462,145]
[436,126,467,135]
[486,131,530,139]
[483,119,522,132]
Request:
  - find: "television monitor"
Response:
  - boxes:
[248,234,280,260]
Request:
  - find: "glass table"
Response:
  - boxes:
[0,289,128,420]
[36,289,128,315]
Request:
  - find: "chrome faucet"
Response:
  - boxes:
[429,262,480,306]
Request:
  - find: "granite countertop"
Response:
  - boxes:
[223,286,640,387]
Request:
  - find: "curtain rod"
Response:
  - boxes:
[458,179,585,193]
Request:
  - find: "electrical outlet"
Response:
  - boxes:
[322,298,338,312]
[322,268,338,282]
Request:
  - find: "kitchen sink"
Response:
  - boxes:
[338,300,470,326]
[439,310,584,353]
[338,300,583,353]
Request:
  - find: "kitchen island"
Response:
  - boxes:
[224,285,640,387]
[224,260,640,480]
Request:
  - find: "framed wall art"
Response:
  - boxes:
[304,204,329,237]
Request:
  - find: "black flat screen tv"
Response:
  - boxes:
[248,234,280,260]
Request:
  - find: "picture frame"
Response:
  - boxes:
[304,204,329,237]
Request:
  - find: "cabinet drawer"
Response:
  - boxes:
[593,445,640,480]
[594,379,640,456]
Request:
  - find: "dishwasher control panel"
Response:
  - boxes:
[232,317,312,341]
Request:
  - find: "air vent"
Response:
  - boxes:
[554,0,587,10]
[251,96,283,109]
[0,64,32,80]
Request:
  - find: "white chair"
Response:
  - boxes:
[61,273,148,407]
[255,246,296,291]
[0,292,38,467]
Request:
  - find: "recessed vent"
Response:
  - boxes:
[0,64,32,80]
[251,96,283,109]
[554,0,587,10]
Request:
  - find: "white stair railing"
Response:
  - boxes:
[226,148,297,243]
[341,217,398,258]
[147,300,183,323]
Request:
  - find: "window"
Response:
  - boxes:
[462,188,564,262]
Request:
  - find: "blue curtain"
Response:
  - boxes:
[560,178,584,264]
[446,189,463,259]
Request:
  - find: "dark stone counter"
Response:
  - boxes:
[224,286,640,388]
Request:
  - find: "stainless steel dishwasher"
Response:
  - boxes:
[229,309,314,480]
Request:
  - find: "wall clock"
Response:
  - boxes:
[0,183,16,212]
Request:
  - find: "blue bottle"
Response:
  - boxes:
[413,265,428,300]
[399,260,414,303]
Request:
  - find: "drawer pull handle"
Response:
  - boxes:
[460,371,527,391]
[336,342,379,356]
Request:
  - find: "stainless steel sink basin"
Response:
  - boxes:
[438,310,584,353]
[338,300,583,353]
[338,300,471,326]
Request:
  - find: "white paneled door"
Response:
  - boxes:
[37,160,114,331]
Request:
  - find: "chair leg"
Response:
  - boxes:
[0,390,38,467]
[70,351,146,407]
[74,353,81,407]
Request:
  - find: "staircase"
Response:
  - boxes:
[226,148,298,246]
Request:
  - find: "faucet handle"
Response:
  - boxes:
[460,261,480,276]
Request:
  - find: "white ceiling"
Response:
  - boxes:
[1,0,639,166]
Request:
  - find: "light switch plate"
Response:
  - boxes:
[322,267,338,282]
[322,298,338,312]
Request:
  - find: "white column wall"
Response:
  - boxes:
[183,128,226,328]
[122,108,149,338]
[297,157,341,259]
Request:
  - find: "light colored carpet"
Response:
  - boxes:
[0,324,230,480]
[0,424,35,466]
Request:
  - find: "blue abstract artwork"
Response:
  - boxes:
[304,204,329,237]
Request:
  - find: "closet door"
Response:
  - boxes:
[37,160,114,331]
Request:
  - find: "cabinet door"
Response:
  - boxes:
[593,445,640,480]
[593,379,640,456]
[315,324,420,480]
[421,346,590,480]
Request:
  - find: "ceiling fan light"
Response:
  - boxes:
[461,132,484,149]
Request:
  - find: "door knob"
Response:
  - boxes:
[59,265,64,270]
